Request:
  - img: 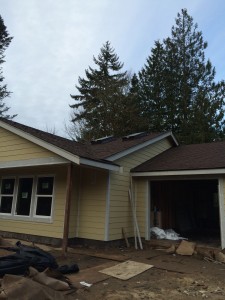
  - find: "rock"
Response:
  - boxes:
[220,248,225,254]
[176,240,196,256]
[166,244,176,254]
[195,247,214,259]
[214,251,225,263]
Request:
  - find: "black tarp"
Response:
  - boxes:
[0,241,79,276]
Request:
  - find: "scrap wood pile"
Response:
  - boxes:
[149,239,225,263]
[0,237,79,299]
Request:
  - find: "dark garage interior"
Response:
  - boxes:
[150,179,220,242]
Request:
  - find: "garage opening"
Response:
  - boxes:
[150,179,220,243]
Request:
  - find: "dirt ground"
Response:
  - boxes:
[1,238,225,299]
[52,242,225,300]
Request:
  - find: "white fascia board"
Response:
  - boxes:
[0,121,80,164]
[80,157,120,171]
[106,132,178,162]
[132,168,225,177]
[170,132,179,146]
[219,178,225,248]
[0,157,69,169]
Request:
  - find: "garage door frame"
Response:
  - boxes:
[146,176,225,248]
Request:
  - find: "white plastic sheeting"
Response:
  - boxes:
[150,227,187,240]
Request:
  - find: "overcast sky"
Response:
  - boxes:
[1,0,225,137]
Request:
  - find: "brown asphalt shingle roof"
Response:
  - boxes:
[86,132,163,159]
[132,141,225,173]
[0,118,165,163]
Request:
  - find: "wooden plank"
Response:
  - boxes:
[67,262,117,288]
[68,248,127,262]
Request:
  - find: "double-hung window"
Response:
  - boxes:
[0,178,15,214]
[16,178,33,216]
[35,177,54,217]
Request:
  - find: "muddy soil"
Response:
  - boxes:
[54,245,225,300]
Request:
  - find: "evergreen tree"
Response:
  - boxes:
[138,41,168,132]
[138,9,225,143]
[70,41,141,140]
[0,15,15,119]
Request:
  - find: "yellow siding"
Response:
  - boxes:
[76,168,108,240]
[0,127,60,161]
[223,178,225,229]
[135,179,148,237]
[109,138,172,240]
[68,166,79,238]
[0,165,68,239]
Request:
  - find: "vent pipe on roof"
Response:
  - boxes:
[91,136,115,144]
[122,132,147,141]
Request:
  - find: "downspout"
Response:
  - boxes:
[62,163,73,255]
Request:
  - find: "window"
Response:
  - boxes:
[16,178,33,216]
[35,177,54,217]
[0,178,15,214]
[0,175,54,221]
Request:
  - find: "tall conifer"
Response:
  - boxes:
[70,41,141,140]
[0,15,15,119]
[138,9,225,143]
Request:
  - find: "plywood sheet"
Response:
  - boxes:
[99,260,153,280]
[67,261,117,288]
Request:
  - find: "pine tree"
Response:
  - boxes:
[138,41,168,132]
[138,9,225,144]
[0,15,15,119]
[70,41,141,140]
[166,9,225,143]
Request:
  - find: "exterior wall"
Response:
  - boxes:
[0,164,68,239]
[68,166,79,238]
[0,127,60,162]
[76,167,108,240]
[219,177,225,248]
[135,178,149,238]
[109,138,173,240]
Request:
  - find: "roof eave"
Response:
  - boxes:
[0,120,81,165]
[80,157,120,171]
[0,120,120,171]
[131,168,225,177]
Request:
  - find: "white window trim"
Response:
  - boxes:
[33,175,55,219]
[0,176,16,216]
[14,176,34,218]
[0,175,55,223]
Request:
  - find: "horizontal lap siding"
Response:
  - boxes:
[68,166,79,238]
[77,168,108,240]
[135,179,148,237]
[223,178,225,234]
[109,138,172,240]
[0,127,60,161]
[0,165,68,239]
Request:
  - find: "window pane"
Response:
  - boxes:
[37,177,54,195]
[16,178,33,216]
[36,197,52,216]
[0,196,13,213]
[1,179,15,194]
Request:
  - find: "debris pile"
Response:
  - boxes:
[0,238,79,299]
[150,227,187,241]
[149,236,225,265]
